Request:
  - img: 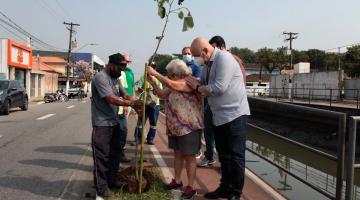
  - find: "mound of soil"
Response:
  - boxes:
[117,166,161,193]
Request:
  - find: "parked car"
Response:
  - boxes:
[67,85,87,99]
[0,80,28,115]
[246,82,270,96]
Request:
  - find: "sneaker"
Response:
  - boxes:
[181,186,197,199]
[109,180,127,190]
[197,157,216,167]
[119,155,131,163]
[204,186,230,199]
[195,151,202,159]
[146,140,155,145]
[97,188,115,198]
[166,179,183,190]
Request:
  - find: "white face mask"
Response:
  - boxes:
[193,57,205,66]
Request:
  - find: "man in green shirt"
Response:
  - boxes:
[117,54,136,162]
[135,64,162,145]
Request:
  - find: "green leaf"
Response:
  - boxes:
[158,6,166,18]
[182,15,194,32]
[178,11,184,19]
[158,0,165,6]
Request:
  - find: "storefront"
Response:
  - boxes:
[0,39,32,95]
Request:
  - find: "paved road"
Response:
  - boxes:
[0,99,93,200]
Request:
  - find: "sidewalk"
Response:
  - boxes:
[121,114,285,200]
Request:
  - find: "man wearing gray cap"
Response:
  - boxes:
[91,53,142,198]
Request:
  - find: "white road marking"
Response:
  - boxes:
[37,101,45,105]
[66,105,75,109]
[57,146,91,200]
[149,146,173,183]
[36,114,55,120]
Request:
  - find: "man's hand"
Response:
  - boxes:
[131,99,143,115]
[185,76,200,90]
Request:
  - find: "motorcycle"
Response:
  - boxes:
[44,89,69,103]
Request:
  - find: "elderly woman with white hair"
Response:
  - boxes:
[146,59,204,199]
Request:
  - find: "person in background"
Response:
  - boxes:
[181,46,203,159]
[91,53,142,199]
[135,64,162,145]
[186,37,250,200]
[209,35,246,84]
[181,46,203,79]
[147,59,204,199]
[116,54,135,162]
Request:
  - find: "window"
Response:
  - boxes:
[246,83,254,86]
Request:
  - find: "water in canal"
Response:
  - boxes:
[246,124,360,200]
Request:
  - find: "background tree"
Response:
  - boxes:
[230,47,256,63]
[148,54,173,75]
[305,49,326,71]
[292,50,309,64]
[272,47,288,72]
[74,60,95,83]
[256,47,275,74]
[343,45,360,77]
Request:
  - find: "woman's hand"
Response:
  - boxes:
[147,65,157,76]
[147,75,156,85]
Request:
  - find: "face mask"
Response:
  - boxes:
[182,54,193,63]
[109,66,122,78]
[193,57,205,66]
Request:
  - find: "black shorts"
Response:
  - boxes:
[168,130,201,155]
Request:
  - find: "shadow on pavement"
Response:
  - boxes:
[0,176,92,199]
[34,146,89,156]
[18,159,92,172]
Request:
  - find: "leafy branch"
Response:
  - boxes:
[136,0,194,194]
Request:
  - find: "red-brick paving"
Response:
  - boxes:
[125,114,275,200]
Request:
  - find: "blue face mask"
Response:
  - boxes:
[182,54,193,63]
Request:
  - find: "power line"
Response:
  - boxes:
[55,0,73,21]
[36,0,66,22]
[0,23,42,50]
[0,10,65,51]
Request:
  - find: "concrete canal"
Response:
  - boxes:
[246,124,360,200]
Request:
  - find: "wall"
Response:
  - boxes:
[0,39,8,79]
[269,74,290,98]
[292,71,341,100]
[269,71,342,100]
[344,79,360,99]
[44,72,58,93]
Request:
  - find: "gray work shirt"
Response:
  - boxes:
[201,48,250,126]
[91,70,126,127]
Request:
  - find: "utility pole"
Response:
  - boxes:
[63,21,80,95]
[283,31,299,70]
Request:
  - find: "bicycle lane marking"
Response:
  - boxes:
[36,114,56,120]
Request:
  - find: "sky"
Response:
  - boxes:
[1,0,359,79]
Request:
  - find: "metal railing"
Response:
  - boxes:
[248,97,347,199]
[247,87,360,110]
[346,116,360,200]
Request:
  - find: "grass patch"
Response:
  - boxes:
[108,168,172,200]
